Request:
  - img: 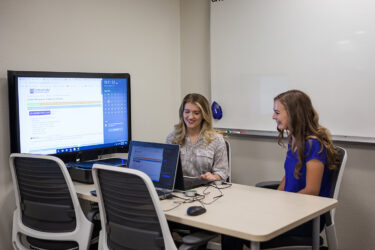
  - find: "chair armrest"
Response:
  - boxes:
[87,203,100,222]
[324,210,333,227]
[255,181,281,190]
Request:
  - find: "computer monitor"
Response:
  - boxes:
[8,70,131,162]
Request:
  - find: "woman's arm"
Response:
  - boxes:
[298,159,324,196]
[278,176,286,191]
[206,137,229,181]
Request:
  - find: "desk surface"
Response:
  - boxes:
[74,181,337,242]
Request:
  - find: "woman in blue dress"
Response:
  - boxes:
[222,89,339,249]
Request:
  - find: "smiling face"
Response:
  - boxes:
[183,102,203,131]
[272,99,289,131]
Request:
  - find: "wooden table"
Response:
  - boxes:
[74,181,337,250]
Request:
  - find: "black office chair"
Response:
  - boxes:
[9,153,96,250]
[225,140,232,182]
[255,146,347,250]
[92,164,212,250]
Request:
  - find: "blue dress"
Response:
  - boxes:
[284,138,331,197]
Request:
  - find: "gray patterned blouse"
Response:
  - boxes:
[166,130,229,180]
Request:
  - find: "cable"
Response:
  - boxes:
[163,201,184,212]
[199,182,233,205]
[163,183,233,211]
[163,194,205,212]
[210,182,232,189]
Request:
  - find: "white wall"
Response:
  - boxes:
[0,0,181,249]
[180,0,210,97]
[181,0,375,249]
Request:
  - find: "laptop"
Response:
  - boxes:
[127,141,180,200]
[174,158,210,191]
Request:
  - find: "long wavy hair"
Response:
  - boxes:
[172,93,217,146]
[275,90,338,178]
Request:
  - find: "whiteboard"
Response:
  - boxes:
[210,0,375,142]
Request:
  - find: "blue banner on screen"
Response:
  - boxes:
[102,78,128,145]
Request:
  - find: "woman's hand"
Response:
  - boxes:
[200,172,221,181]
[278,176,286,191]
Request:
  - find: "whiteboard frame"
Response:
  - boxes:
[210,0,375,143]
[216,127,375,144]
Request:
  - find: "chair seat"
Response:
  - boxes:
[182,230,218,245]
[255,181,280,189]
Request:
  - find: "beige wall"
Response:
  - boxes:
[0,0,181,249]
[180,0,211,97]
[180,1,375,249]
[0,77,14,250]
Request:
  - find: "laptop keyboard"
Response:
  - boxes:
[184,177,209,190]
[156,189,172,200]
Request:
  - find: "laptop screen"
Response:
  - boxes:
[127,141,179,190]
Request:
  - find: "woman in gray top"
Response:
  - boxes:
[166,93,228,181]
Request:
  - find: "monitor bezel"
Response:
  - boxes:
[8,70,132,163]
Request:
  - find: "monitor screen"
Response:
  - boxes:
[8,71,131,162]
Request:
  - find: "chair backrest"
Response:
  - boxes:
[92,164,177,250]
[10,154,80,232]
[9,153,93,249]
[225,140,232,182]
[330,146,347,200]
[328,146,347,219]
[322,146,347,250]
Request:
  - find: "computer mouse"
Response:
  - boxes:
[187,206,206,216]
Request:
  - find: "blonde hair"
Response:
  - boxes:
[275,90,339,178]
[172,93,217,146]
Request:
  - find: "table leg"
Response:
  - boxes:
[251,241,260,250]
[312,216,320,250]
